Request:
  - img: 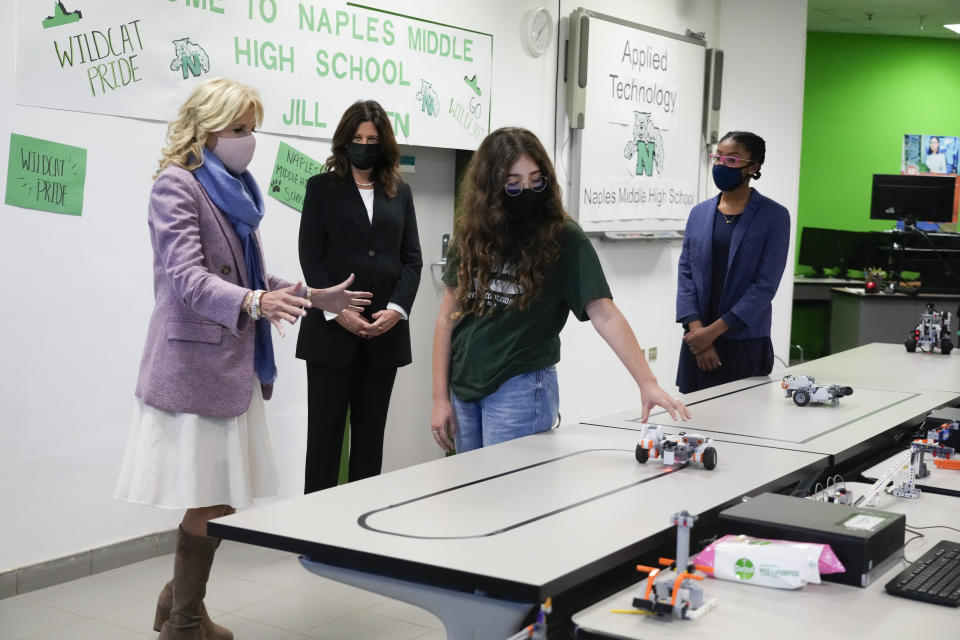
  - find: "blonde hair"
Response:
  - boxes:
[154,77,264,178]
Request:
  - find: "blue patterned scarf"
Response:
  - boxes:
[193,150,276,385]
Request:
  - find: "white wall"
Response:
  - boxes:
[0,0,805,571]
[0,0,557,572]
[553,0,806,424]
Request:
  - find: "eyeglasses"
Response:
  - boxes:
[709,153,756,168]
[505,175,548,197]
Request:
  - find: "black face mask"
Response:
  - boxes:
[503,189,548,220]
[346,142,381,170]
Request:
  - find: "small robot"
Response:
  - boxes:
[781,374,853,407]
[926,423,960,471]
[635,425,717,470]
[905,304,953,354]
[633,511,716,620]
[855,439,955,505]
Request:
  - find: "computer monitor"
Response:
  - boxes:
[834,230,872,273]
[798,227,836,274]
[870,174,956,223]
[798,227,871,276]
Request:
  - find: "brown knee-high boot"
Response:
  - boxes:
[154,537,233,639]
[156,526,232,640]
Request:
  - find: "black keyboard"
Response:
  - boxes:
[885,540,960,607]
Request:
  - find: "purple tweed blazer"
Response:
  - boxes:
[135,166,291,418]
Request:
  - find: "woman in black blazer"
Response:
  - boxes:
[297,100,422,493]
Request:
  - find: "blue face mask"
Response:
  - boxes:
[712,164,747,192]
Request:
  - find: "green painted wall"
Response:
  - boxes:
[797,32,960,254]
[792,32,960,360]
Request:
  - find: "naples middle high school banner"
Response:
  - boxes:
[17,1,493,150]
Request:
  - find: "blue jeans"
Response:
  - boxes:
[452,367,560,453]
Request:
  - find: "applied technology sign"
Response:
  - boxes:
[579,19,700,223]
[16,1,493,150]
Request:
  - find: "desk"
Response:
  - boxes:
[793,276,863,303]
[571,482,960,639]
[792,276,864,360]
[830,288,960,353]
[862,450,960,497]
[209,425,825,639]
[584,378,957,465]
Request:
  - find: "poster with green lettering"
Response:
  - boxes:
[5,133,87,216]
[268,141,325,211]
[15,1,493,150]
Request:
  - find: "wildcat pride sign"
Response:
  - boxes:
[17,1,493,150]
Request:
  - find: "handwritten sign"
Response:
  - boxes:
[16,1,493,150]
[5,133,87,216]
[268,141,326,210]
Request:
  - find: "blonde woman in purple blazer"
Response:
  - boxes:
[115,77,370,640]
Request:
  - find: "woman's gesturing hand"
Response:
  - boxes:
[309,273,372,315]
[259,281,310,337]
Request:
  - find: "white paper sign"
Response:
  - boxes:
[17,1,493,149]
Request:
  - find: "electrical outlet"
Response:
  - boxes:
[649,347,658,361]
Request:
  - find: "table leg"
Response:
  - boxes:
[299,557,534,640]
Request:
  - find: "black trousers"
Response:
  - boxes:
[304,345,398,494]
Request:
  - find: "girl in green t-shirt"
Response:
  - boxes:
[430,127,689,453]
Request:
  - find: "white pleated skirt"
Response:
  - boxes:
[114,384,279,509]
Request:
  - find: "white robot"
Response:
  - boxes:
[781,374,853,407]
[905,304,953,354]
[635,425,717,470]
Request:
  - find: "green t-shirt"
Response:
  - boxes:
[442,219,612,401]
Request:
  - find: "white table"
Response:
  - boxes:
[571,482,960,639]
[585,381,956,464]
[209,424,826,640]
[786,342,960,394]
[862,450,960,498]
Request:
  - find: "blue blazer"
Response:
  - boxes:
[676,189,790,340]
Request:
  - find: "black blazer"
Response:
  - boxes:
[296,172,422,369]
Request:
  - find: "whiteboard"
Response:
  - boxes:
[566,10,705,235]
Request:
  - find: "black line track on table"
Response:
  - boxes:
[581,423,829,457]
[598,382,924,445]
[357,448,686,539]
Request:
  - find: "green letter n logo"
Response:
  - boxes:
[182,54,204,79]
[635,141,656,176]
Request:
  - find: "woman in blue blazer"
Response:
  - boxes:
[675,131,790,393]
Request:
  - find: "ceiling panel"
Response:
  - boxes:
[807,0,960,38]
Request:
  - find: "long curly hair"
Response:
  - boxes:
[154,77,264,178]
[454,127,568,317]
[325,100,402,198]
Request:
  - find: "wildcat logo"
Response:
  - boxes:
[169,38,210,79]
[623,111,664,177]
[42,1,82,29]
[416,79,439,117]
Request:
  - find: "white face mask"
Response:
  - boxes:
[211,132,256,174]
